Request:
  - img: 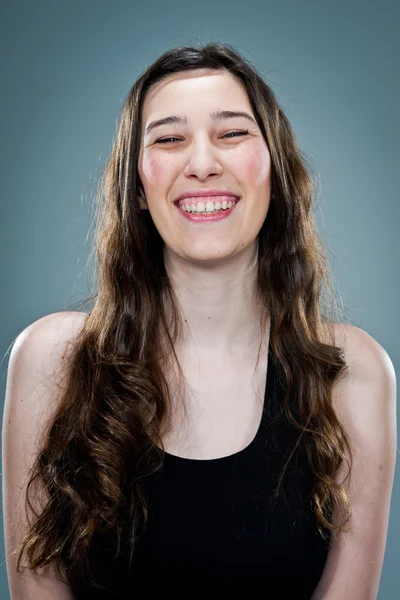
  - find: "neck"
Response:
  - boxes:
[163,241,269,360]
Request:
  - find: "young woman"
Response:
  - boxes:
[3,42,396,599]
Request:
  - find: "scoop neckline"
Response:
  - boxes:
[160,346,274,464]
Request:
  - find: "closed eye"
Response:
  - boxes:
[154,130,249,144]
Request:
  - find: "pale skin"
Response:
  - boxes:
[137,68,273,457]
[138,69,271,361]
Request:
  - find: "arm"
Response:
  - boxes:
[2,311,87,600]
[311,325,397,600]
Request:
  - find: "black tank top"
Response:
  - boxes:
[71,346,331,598]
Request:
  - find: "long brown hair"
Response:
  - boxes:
[12,42,354,594]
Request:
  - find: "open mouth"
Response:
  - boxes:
[174,197,240,222]
[174,196,240,212]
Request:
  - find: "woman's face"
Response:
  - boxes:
[138,69,271,265]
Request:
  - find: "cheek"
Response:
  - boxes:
[235,147,271,188]
[141,154,175,186]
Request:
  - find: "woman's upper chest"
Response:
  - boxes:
[161,350,269,459]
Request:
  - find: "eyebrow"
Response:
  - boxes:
[145,109,257,135]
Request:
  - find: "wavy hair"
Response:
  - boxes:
[12,42,354,595]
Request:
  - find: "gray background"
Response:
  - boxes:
[1,0,398,597]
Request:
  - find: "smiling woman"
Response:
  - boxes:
[3,41,396,600]
[137,69,271,265]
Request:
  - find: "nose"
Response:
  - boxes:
[183,139,223,180]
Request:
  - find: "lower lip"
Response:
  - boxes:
[175,198,240,222]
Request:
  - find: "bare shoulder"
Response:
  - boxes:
[4,309,90,465]
[330,322,397,466]
[329,322,397,473]
[11,310,89,359]
[332,322,396,379]
[6,310,90,433]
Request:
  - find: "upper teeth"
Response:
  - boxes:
[178,197,238,212]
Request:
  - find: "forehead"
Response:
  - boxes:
[141,69,251,122]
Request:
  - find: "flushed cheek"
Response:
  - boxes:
[238,149,271,189]
[141,154,176,186]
